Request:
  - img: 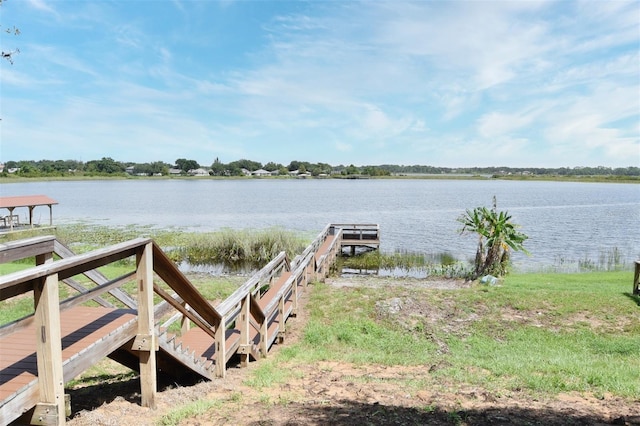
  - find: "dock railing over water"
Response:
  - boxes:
[0,223,379,425]
[331,223,380,256]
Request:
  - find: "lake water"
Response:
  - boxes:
[1,179,639,271]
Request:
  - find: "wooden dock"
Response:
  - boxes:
[0,223,380,425]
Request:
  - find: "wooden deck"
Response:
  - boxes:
[0,307,137,420]
[0,224,379,425]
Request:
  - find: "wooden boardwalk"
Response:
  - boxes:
[0,224,379,425]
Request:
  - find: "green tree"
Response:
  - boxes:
[344,164,359,175]
[210,157,226,176]
[263,161,282,172]
[228,159,262,172]
[175,158,200,173]
[458,197,528,279]
[85,157,125,174]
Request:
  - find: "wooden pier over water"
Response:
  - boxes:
[0,223,379,425]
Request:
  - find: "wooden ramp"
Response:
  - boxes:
[0,223,380,425]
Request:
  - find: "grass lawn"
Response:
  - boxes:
[259,270,640,399]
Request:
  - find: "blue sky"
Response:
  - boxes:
[1,0,638,168]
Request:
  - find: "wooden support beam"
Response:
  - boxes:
[180,302,191,335]
[633,260,640,295]
[153,283,216,341]
[135,242,157,409]
[238,294,251,368]
[214,317,227,378]
[278,295,286,344]
[33,273,65,426]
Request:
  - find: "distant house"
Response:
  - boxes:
[240,168,252,176]
[252,169,271,177]
[169,168,182,175]
[188,168,210,176]
[125,166,135,174]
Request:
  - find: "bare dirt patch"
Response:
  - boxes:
[66,276,640,426]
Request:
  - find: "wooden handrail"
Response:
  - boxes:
[216,251,288,318]
[54,239,137,309]
[153,283,217,340]
[0,237,150,301]
[152,242,222,328]
[0,235,56,264]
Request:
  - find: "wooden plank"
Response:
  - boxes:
[61,312,137,383]
[0,236,56,264]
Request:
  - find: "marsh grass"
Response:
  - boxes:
[172,227,308,269]
[0,223,309,273]
[339,250,472,278]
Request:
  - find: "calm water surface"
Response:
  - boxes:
[1,179,639,271]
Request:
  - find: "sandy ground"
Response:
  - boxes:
[64,276,640,426]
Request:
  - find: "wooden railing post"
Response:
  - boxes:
[32,272,66,425]
[134,242,157,409]
[633,260,640,295]
[214,317,227,378]
[292,275,299,316]
[277,295,286,344]
[259,314,268,358]
[180,303,191,334]
[238,294,251,368]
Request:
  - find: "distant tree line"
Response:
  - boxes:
[379,164,640,177]
[1,157,638,178]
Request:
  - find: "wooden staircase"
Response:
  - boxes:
[0,223,378,425]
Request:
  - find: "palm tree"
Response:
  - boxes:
[458,197,528,279]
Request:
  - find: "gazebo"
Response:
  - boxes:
[0,195,59,231]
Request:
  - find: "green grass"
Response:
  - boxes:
[252,270,640,399]
[156,398,222,426]
[243,358,300,388]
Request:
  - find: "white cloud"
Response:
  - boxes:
[477,111,536,140]
[26,0,56,15]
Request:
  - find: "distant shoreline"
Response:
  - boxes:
[1,174,638,184]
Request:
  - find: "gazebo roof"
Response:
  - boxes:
[0,195,59,209]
